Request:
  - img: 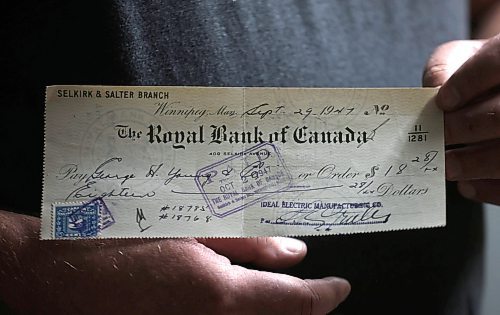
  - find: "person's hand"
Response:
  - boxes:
[0,211,350,315]
[423,34,500,205]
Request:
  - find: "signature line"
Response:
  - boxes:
[171,185,343,195]
[267,220,388,226]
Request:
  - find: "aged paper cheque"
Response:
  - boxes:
[41,86,445,239]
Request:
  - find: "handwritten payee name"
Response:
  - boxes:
[57,157,214,201]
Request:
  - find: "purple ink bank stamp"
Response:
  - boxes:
[194,143,292,218]
[54,197,115,238]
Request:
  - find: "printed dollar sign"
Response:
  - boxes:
[365,165,379,179]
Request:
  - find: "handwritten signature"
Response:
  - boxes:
[272,206,391,231]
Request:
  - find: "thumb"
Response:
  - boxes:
[232,269,351,315]
[198,237,307,269]
[423,40,485,87]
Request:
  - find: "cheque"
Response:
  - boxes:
[41,86,445,239]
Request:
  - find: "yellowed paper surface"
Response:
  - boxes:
[41,86,445,239]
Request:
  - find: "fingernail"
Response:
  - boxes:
[446,153,461,180]
[281,238,305,254]
[324,277,351,301]
[439,85,460,110]
[458,181,476,199]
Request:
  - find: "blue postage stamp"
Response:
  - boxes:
[54,197,114,239]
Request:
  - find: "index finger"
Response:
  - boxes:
[229,267,350,315]
[436,37,498,111]
[199,237,307,269]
